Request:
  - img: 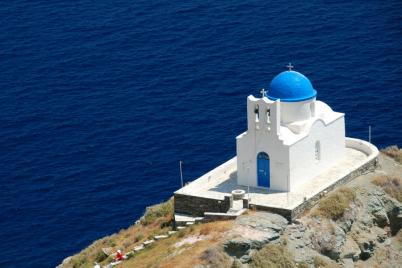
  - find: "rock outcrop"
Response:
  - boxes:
[223,212,288,263]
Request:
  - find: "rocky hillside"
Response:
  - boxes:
[59,148,402,268]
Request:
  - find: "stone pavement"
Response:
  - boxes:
[175,138,379,218]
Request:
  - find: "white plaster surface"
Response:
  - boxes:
[175,138,378,211]
[236,94,345,191]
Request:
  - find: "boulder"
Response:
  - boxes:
[342,258,355,268]
[293,218,302,225]
[367,192,386,221]
[372,209,389,227]
[338,218,354,233]
[358,240,375,260]
[224,239,253,259]
[223,230,280,257]
[371,226,388,244]
[341,237,360,262]
[224,212,288,261]
[366,189,402,233]
[235,212,288,232]
[357,237,376,260]
[310,221,346,261]
[388,204,402,235]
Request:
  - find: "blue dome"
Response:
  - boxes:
[268,71,317,102]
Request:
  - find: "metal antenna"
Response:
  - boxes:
[247,184,250,209]
[179,161,184,187]
[286,62,294,71]
[369,125,371,143]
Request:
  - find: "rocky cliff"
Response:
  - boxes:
[59,149,402,268]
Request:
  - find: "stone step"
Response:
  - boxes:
[142,239,155,246]
[227,209,239,214]
[154,235,169,240]
[204,208,247,221]
[174,213,205,226]
[168,230,177,235]
[133,245,144,252]
[177,226,186,230]
[186,221,195,226]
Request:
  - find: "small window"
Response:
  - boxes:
[254,104,259,122]
[266,108,271,123]
[315,141,321,161]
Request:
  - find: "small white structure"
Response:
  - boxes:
[236,68,345,192]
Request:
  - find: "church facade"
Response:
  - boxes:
[236,68,345,192]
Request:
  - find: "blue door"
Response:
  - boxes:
[257,152,270,187]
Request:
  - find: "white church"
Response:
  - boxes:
[236,66,345,192]
[175,64,378,219]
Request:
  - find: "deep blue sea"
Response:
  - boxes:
[1,1,401,267]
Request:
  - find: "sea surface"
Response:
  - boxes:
[0,1,401,267]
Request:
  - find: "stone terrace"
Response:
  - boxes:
[174,138,379,220]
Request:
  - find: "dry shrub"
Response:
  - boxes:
[199,224,212,235]
[122,240,131,248]
[313,187,355,220]
[313,255,339,268]
[381,145,402,164]
[372,175,402,202]
[297,261,309,268]
[200,247,232,268]
[177,229,186,238]
[250,244,295,268]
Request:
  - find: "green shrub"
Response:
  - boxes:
[94,250,108,263]
[140,198,174,226]
[250,244,295,268]
[70,253,87,268]
[105,237,116,247]
[313,187,355,220]
[134,233,144,242]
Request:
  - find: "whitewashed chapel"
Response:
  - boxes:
[175,64,378,220]
[236,66,345,192]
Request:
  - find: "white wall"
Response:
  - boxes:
[237,96,290,191]
[288,116,345,190]
[281,98,315,124]
[345,138,378,158]
[236,93,346,193]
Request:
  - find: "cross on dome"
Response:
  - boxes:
[286,62,294,71]
[260,88,267,98]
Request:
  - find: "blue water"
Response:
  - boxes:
[1,1,401,267]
